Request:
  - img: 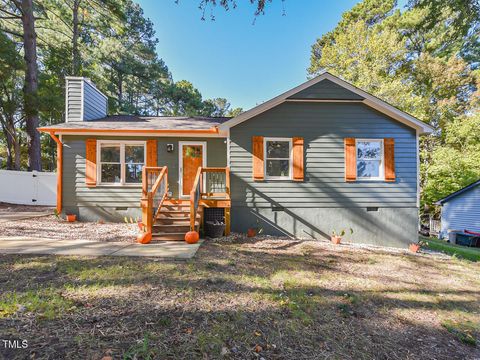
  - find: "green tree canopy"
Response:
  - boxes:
[309,0,480,210]
[0,0,241,170]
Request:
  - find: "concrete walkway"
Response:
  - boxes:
[0,236,202,259]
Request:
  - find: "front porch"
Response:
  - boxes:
[140,166,231,241]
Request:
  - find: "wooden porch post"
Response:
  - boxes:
[48,132,63,214]
[141,192,153,234]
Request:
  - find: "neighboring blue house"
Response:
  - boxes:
[436,180,480,239]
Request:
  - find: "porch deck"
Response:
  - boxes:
[140,166,230,241]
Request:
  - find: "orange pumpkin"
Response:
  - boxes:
[185,231,199,244]
[247,228,257,238]
[137,232,152,244]
[66,214,77,222]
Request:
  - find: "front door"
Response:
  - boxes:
[179,142,206,197]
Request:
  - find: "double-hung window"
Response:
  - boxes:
[356,139,384,180]
[264,138,292,180]
[98,141,146,185]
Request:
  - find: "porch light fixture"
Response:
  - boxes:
[167,144,174,152]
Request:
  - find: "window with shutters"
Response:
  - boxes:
[356,139,384,180]
[264,138,292,180]
[97,140,146,185]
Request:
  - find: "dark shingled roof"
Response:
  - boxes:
[40,115,231,131]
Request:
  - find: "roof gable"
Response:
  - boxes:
[288,79,364,100]
[436,180,480,205]
[220,72,434,134]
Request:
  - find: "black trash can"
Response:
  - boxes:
[205,221,226,238]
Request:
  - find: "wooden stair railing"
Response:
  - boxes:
[141,166,168,234]
[189,167,231,234]
[190,167,203,232]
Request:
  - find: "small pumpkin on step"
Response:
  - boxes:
[185,231,199,244]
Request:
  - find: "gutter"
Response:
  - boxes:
[47,132,63,214]
[37,127,220,135]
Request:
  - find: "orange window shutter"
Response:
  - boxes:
[384,138,395,182]
[344,138,356,182]
[85,139,97,187]
[252,136,264,181]
[292,137,304,181]
[146,140,157,167]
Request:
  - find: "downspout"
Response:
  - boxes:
[48,132,63,214]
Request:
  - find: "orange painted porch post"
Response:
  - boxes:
[48,132,63,214]
[140,167,153,234]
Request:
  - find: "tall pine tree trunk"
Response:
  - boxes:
[3,128,13,170]
[1,115,20,170]
[118,70,123,109]
[72,0,81,75]
[13,132,21,170]
[21,0,42,171]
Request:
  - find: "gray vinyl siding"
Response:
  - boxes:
[288,79,364,100]
[83,81,107,120]
[66,79,82,122]
[440,186,480,238]
[62,135,226,220]
[229,102,418,247]
[155,138,227,198]
[230,102,417,208]
[66,78,107,122]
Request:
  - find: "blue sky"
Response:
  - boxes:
[136,0,362,110]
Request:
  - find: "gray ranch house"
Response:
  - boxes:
[39,72,433,248]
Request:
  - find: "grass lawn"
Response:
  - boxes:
[1,238,479,359]
[421,235,480,262]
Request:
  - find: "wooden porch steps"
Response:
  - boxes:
[150,199,201,241]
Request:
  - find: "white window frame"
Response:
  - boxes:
[96,140,146,186]
[264,137,293,180]
[355,138,385,181]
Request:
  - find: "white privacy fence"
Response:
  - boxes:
[0,170,56,206]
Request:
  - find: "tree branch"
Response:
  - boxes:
[43,7,74,32]
[0,8,21,18]
[9,0,23,13]
[0,27,23,38]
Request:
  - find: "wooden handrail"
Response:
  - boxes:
[141,166,168,234]
[190,167,203,231]
[151,167,167,195]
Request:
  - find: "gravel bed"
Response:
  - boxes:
[0,215,138,242]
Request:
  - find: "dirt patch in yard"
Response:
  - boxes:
[0,237,479,359]
[0,215,138,242]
